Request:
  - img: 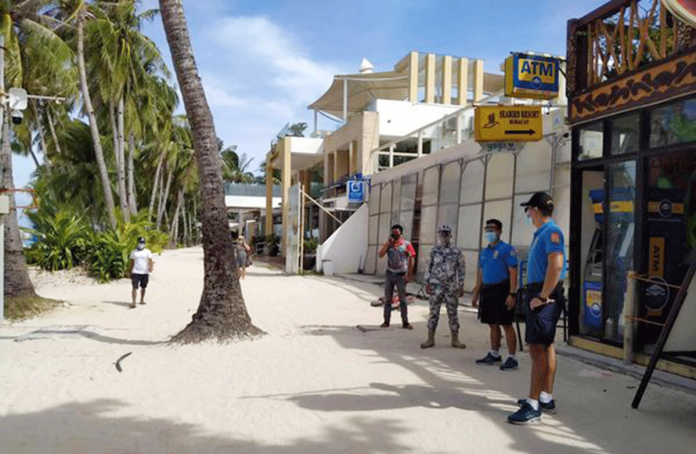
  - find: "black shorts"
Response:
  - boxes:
[479,282,514,326]
[131,273,149,289]
[524,283,565,345]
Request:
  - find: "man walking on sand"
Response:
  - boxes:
[129,236,154,309]
[472,219,520,371]
[378,224,415,329]
[421,224,467,349]
[508,192,566,425]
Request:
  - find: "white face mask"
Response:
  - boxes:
[137,243,145,250]
[484,231,498,243]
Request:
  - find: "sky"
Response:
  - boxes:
[13,0,608,192]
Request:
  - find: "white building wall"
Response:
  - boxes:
[363,109,570,292]
[375,99,461,138]
[317,204,369,275]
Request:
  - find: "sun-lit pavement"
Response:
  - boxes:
[0,247,694,453]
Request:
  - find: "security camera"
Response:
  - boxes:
[11,109,23,125]
[562,132,570,139]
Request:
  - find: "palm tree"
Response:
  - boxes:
[0,0,73,299]
[159,0,260,342]
[61,0,118,228]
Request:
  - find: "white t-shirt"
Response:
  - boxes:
[130,248,153,274]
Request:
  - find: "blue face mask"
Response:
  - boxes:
[526,215,534,227]
[484,231,498,243]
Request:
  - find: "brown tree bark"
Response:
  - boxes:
[127,131,138,216]
[116,96,129,223]
[1,114,37,298]
[77,14,117,229]
[148,151,165,222]
[159,0,261,342]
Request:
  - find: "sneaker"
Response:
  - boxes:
[507,402,542,425]
[129,303,136,309]
[380,322,390,328]
[475,352,502,365]
[402,323,413,330]
[516,398,556,414]
[500,357,519,371]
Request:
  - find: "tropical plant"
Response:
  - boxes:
[159,0,260,342]
[24,209,89,271]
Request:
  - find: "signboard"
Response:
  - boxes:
[474,106,543,142]
[480,142,524,155]
[570,51,696,124]
[504,54,560,100]
[347,179,364,203]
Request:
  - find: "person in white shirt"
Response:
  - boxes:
[129,236,154,308]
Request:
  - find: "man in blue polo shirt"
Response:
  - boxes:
[472,219,519,371]
[508,192,567,425]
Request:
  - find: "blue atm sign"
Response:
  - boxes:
[505,54,559,100]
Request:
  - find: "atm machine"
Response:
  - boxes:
[583,188,634,339]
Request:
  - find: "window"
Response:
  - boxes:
[611,113,640,155]
[650,98,696,148]
[578,121,604,161]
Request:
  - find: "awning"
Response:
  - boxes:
[308,69,505,118]
[308,71,410,118]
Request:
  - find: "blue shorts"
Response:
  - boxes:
[524,284,564,346]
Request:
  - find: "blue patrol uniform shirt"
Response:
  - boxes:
[528,220,567,284]
[479,241,518,285]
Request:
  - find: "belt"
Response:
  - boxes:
[526,282,563,292]
[482,281,509,290]
[387,270,406,276]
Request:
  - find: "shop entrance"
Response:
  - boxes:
[640,150,696,351]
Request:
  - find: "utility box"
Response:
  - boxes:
[0,195,10,214]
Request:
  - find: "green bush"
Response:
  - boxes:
[24,210,89,271]
[26,207,169,281]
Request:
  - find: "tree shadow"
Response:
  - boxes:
[293,323,696,454]
[0,399,416,454]
[101,300,137,308]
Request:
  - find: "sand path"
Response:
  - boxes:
[1,247,694,453]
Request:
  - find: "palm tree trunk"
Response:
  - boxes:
[169,187,184,247]
[148,151,165,222]
[109,100,120,178]
[77,14,117,229]
[30,103,47,170]
[159,0,260,342]
[117,95,129,223]
[183,196,189,246]
[1,113,37,298]
[46,107,62,156]
[127,131,138,215]
[157,165,173,229]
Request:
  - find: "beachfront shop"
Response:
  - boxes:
[566,0,696,377]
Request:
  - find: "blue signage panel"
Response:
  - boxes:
[347,180,364,203]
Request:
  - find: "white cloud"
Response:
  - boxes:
[207,15,342,103]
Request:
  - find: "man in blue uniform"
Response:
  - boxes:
[508,192,566,425]
[472,219,519,371]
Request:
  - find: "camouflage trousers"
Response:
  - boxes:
[427,290,460,332]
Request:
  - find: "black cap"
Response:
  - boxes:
[137,236,146,243]
[520,192,554,209]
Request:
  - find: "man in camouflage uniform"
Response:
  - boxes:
[421,224,467,349]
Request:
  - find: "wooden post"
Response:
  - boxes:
[623,271,638,365]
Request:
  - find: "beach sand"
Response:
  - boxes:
[1,247,695,453]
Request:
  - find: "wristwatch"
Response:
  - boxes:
[509,292,517,298]
[538,296,548,303]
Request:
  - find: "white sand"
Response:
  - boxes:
[1,246,695,453]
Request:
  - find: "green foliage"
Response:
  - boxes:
[303,237,318,254]
[25,207,169,282]
[265,234,280,246]
[83,228,130,282]
[24,209,89,271]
